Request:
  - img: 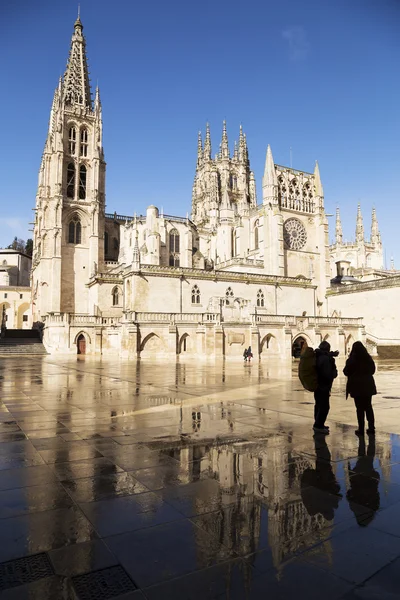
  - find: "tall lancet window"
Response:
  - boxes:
[254,220,259,250]
[169,228,180,267]
[79,165,87,200]
[68,214,81,244]
[67,163,75,198]
[68,127,76,155]
[80,128,88,157]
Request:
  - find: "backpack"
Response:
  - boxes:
[298,347,318,392]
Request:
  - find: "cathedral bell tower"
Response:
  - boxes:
[32,16,105,321]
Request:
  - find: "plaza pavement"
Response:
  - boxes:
[0,355,399,598]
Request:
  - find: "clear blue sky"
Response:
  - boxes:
[1,0,399,265]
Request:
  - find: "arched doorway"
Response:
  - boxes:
[178,333,189,354]
[77,334,86,355]
[292,336,308,358]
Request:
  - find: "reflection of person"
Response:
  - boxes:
[301,436,342,520]
[347,437,380,526]
[343,341,377,436]
[313,341,338,434]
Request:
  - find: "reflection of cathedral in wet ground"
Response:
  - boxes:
[142,402,391,569]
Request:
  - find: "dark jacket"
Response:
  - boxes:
[343,354,377,398]
[315,349,338,392]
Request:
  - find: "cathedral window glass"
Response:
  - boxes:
[169,228,180,267]
[225,287,234,305]
[79,165,87,200]
[191,285,200,304]
[67,163,75,198]
[254,220,259,250]
[80,128,88,157]
[68,214,82,244]
[257,289,265,307]
[112,287,119,306]
[68,127,76,154]
[104,232,109,255]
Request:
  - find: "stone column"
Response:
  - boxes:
[196,326,206,356]
[120,323,138,358]
[168,325,178,356]
[251,326,259,357]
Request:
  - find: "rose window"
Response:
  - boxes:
[283,218,307,250]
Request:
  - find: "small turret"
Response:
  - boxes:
[314,161,323,197]
[262,145,277,188]
[221,120,229,159]
[233,141,238,161]
[356,203,364,242]
[238,125,246,162]
[203,123,211,160]
[335,207,343,244]
[196,131,203,169]
[371,207,381,245]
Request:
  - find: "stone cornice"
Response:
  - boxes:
[327,275,400,296]
[121,265,315,287]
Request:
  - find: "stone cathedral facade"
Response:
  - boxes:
[32,17,365,358]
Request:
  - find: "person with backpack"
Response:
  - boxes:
[313,341,338,434]
[243,348,248,362]
[343,341,376,436]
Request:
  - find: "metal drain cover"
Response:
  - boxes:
[72,565,136,599]
[0,553,54,591]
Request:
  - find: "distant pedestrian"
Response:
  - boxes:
[247,346,253,362]
[343,341,376,437]
[243,348,248,362]
[313,341,338,434]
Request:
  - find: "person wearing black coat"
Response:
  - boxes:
[343,341,377,436]
[313,341,338,433]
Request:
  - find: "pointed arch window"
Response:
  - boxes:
[104,231,109,255]
[225,287,234,306]
[67,163,75,198]
[79,165,86,200]
[191,285,200,304]
[68,127,76,155]
[112,287,119,306]
[254,219,259,250]
[169,228,180,267]
[257,289,265,308]
[68,214,81,244]
[80,128,88,157]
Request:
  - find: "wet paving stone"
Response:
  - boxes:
[105,519,237,588]
[38,446,104,464]
[48,540,118,577]
[0,574,77,599]
[143,559,257,600]
[0,505,98,562]
[0,464,57,491]
[62,472,149,502]
[80,491,185,537]
[0,482,74,519]
[49,457,123,482]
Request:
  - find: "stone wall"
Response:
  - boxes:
[327,276,400,352]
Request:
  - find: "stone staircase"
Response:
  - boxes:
[0,330,48,355]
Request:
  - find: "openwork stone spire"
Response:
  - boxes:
[63,17,92,110]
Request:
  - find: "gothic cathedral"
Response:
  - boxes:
[32,18,366,358]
